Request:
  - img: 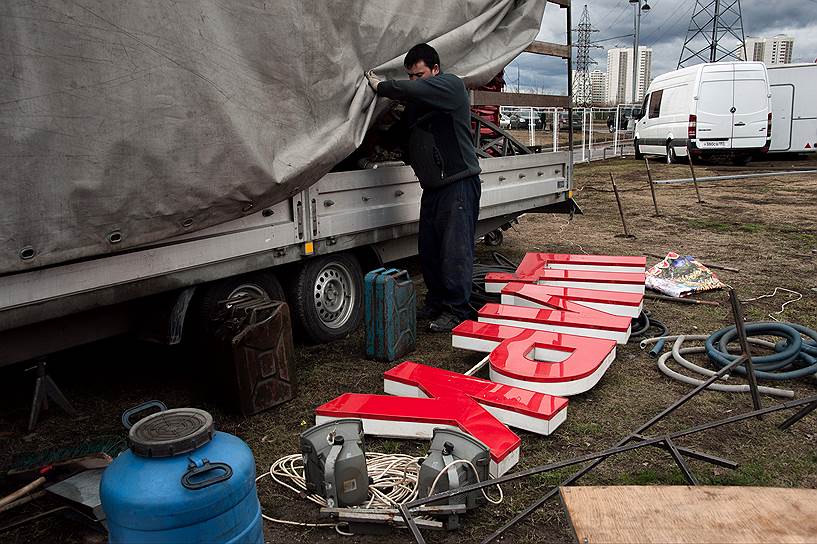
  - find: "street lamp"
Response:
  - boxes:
[629,0,650,104]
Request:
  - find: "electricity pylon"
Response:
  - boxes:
[678,0,747,68]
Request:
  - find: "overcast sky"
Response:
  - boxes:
[507,0,817,94]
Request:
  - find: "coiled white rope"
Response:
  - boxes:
[256,451,503,535]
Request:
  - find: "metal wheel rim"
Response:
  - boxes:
[227,283,267,306]
[313,262,355,329]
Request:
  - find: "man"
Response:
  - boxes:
[365,43,481,332]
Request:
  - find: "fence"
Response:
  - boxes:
[500,104,642,163]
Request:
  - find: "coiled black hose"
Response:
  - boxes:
[705,322,817,381]
[470,252,519,313]
[630,310,668,340]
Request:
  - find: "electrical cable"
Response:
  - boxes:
[257,452,424,535]
[427,459,503,506]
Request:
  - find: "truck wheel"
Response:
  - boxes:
[666,142,677,164]
[633,138,643,160]
[483,229,503,247]
[193,271,285,335]
[289,253,363,343]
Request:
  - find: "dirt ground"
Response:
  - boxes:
[1,153,816,543]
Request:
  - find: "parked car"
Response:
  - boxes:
[607,108,640,132]
[509,110,544,130]
[558,110,584,131]
[633,61,771,164]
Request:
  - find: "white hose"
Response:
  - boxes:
[656,336,795,398]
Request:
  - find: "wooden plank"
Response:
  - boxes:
[470,91,569,108]
[560,486,817,544]
[524,41,570,58]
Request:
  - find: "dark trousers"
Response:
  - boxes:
[418,175,481,320]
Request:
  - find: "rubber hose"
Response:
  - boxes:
[706,322,817,381]
[630,310,668,339]
[657,339,795,398]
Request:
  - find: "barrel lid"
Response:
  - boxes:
[129,408,214,458]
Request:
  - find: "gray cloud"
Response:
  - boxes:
[506,0,816,95]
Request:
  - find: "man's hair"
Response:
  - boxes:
[404,43,440,70]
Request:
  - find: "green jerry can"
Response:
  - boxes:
[364,268,416,362]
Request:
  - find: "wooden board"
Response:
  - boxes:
[470,90,570,108]
[560,486,817,544]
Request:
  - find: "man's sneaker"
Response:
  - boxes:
[417,305,441,320]
[429,312,461,333]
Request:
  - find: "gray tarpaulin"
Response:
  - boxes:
[1,0,547,274]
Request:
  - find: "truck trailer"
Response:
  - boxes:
[0,0,576,366]
[767,63,817,154]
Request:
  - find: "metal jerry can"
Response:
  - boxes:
[363,268,416,362]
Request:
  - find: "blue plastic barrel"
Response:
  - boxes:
[100,403,263,543]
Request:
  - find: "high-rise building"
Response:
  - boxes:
[741,35,795,64]
[572,69,609,106]
[606,47,652,105]
[590,70,607,105]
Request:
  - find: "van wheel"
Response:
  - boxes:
[192,271,285,336]
[665,142,677,164]
[288,253,363,343]
[633,138,643,160]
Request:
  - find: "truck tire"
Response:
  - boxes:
[192,271,285,336]
[288,253,363,343]
[666,141,677,164]
[633,138,643,160]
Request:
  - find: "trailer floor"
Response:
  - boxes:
[1,154,816,543]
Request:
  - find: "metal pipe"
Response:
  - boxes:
[654,169,817,185]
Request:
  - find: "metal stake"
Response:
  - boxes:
[644,158,660,215]
[686,144,703,203]
[728,289,762,416]
[609,172,633,238]
[28,361,78,432]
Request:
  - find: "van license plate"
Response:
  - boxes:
[699,140,727,148]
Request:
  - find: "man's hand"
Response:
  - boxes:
[365,70,382,92]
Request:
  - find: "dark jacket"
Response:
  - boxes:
[377,73,481,189]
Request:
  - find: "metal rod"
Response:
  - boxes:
[632,434,738,469]
[728,289,762,416]
[609,172,631,237]
[664,437,698,485]
[644,158,659,215]
[402,354,751,543]
[778,398,817,430]
[653,169,817,185]
[686,144,703,203]
[644,293,720,306]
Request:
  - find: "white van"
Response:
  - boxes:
[767,63,817,154]
[633,62,771,164]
